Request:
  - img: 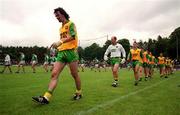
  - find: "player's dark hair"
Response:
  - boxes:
[54,7,70,20]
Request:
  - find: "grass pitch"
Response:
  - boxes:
[0,66,179,115]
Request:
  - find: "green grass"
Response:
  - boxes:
[0,66,179,115]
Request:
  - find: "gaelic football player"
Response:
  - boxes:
[32,7,82,104]
[104,36,126,87]
[127,42,143,86]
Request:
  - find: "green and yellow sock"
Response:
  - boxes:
[43,91,52,101]
[75,89,82,95]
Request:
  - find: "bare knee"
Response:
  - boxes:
[112,70,117,75]
[51,70,59,79]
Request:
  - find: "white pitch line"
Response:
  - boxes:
[76,78,171,115]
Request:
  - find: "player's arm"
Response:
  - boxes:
[104,46,110,61]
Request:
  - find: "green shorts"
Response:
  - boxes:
[158,64,165,68]
[143,62,148,68]
[148,64,152,68]
[110,57,121,65]
[152,64,155,68]
[139,62,143,67]
[56,49,79,63]
[166,65,170,68]
[132,60,141,68]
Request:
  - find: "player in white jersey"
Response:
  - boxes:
[16,52,26,73]
[43,53,50,72]
[104,36,126,87]
[1,54,12,73]
[78,58,85,72]
[31,54,38,73]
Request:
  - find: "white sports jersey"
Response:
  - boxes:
[5,54,11,62]
[104,43,126,58]
[20,53,25,61]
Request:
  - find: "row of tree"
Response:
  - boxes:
[0,27,179,64]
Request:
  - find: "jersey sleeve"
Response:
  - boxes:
[104,46,110,56]
[119,45,126,58]
[69,23,76,38]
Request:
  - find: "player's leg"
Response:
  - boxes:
[159,64,162,77]
[164,65,168,78]
[66,49,82,100]
[69,61,82,100]
[31,61,36,73]
[94,64,97,72]
[81,64,84,72]
[7,65,12,73]
[97,65,100,72]
[138,64,143,81]
[43,63,46,71]
[149,64,152,78]
[22,64,25,73]
[111,63,119,87]
[162,65,165,77]
[143,63,148,81]
[151,65,154,77]
[16,63,20,73]
[32,62,65,104]
[133,61,140,86]
[103,65,105,72]
[144,67,148,81]
[48,62,65,93]
[43,63,48,72]
[165,66,170,78]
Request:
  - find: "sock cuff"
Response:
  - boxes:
[44,92,52,101]
[114,78,118,81]
[76,89,82,94]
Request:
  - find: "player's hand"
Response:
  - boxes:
[50,40,63,49]
[121,58,126,64]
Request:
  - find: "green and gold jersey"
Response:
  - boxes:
[129,48,143,61]
[57,20,78,51]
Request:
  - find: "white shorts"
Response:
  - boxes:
[50,62,55,65]
[5,61,11,66]
[19,61,25,65]
[32,61,37,65]
[43,62,49,65]
[80,64,85,67]
[95,64,99,68]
